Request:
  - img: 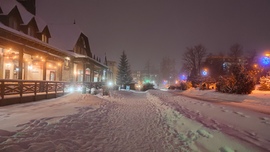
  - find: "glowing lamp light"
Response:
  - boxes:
[28,65,33,70]
[144,79,150,83]
[76,86,82,92]
[261,56,270,65]
[180,75,187,81]
[202,70,208,76]
[107,81,113,87]
[69,87,75,92]
[163,80,168,85]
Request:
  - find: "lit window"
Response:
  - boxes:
[42,34,48,43]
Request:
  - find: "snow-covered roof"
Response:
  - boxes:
[0,0,33,25]
[0,0,51,35]
[48,24,83,51]
[0,22,72,58]
[34,15,47,33]
[0,0,15,15]
[0,22,107,69]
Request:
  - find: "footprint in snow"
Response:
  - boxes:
[221,109,230,113]
[234,111,249,118]
[260,117,269,121]
[219,146,235,152]
[261,121,270,125]
[197,129,213,138]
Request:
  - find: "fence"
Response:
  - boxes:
[0,79,105,106]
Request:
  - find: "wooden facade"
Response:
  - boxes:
[0,0,109,105]
[0,0,108,83]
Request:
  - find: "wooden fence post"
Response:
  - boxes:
[55,82,57,98]
[19,81,23,103]
[46,82,48,99]
[1,81,4,100]
[34,82,37,101]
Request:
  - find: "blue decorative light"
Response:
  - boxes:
[163,80,168,85]
[202,70,208,76]
[180,75,187,81]
[262,56,270,65]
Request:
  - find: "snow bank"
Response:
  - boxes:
[177,88,270,114]
[149,90,270,151]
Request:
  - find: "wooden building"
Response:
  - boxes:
[0,0,108,84]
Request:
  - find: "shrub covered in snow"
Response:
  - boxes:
[216,64,255,94]
[180,81,192,90]
[259,76,270,91]
[142,83,154,91]
[168,81,192,90]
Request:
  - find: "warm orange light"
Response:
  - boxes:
[254,64,258,68]
[5,63,11,68]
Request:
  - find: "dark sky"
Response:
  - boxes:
[37,0,270,71]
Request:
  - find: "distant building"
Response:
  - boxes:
[204,55,247,79]
[132,69,159,88]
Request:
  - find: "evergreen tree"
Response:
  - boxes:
[259,76,270,90]
[116,51,133,86]
[216,64,256,94]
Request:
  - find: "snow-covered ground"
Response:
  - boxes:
[0,89,269,151]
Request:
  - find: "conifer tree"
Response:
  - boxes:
[116,51,133,86]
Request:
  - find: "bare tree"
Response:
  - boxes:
[229,43,243,62]
[195,44,207,75]
[182,44,207,77]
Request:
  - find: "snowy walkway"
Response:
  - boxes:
[0,90,269,151]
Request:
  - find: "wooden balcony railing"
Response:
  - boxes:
[0,79,106,106]
[0,80,69,100]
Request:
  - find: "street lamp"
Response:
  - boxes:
[202,69,208,76]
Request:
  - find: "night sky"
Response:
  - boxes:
[37,0,270,71]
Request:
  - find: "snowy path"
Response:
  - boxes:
[0,90,269,151]
[0,91,193,151]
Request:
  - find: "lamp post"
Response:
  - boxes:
[201,69,208,90]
